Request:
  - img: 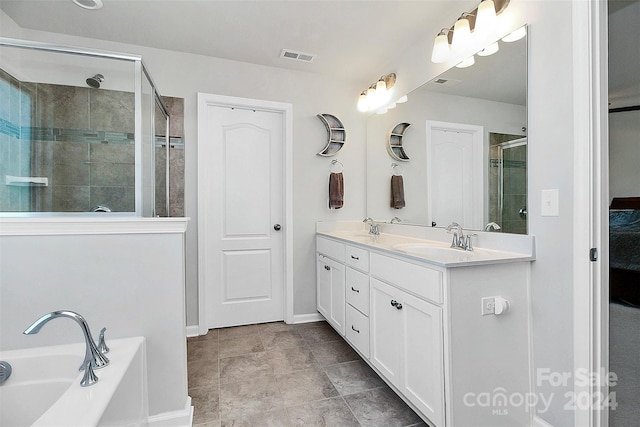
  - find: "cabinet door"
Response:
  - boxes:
[370,278,402,387]
[401,292,444,427]
[317,254,346,335]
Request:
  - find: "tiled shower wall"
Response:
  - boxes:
[488,132,527,235]
[155,96,185,217]
[0,68,184,215]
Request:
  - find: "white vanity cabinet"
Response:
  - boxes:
[370,262,444,427]
[316,237,346,335]
[316,232,532,427]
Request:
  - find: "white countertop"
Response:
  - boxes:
[317,221,535,268]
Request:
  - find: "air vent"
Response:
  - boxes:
[280,49,316,63]
[429,77,462,87]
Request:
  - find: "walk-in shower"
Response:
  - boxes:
[488,133,528,235]
[0,37,171,216]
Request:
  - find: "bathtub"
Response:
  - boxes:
[0,336,148,427]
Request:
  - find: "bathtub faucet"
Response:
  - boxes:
[24,310,109,387]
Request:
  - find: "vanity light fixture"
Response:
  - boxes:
[477,42,499,57]
[356,73,396,113]
[456,56,476,68]
[72,0,103,10]
[502,26,527,42]
[429,0,510,64]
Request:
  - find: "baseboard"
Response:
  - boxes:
[292,312,324,324]
[185,325,200,338]
[147,397,193,427]
[532,415,554,427]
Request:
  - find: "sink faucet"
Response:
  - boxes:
[484,222,501,231]
[446,222,464,248]
[363,217,380,236]
[24,310,109,387]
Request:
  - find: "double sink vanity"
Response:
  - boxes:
[316,221,535,427]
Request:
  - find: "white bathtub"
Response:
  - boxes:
[0,336,148,427]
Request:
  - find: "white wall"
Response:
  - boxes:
[0,220,189,420]
[0,10,368,325]
[609,110,640,200]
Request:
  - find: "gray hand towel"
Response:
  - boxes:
[391,175,405,209]
[329,172,344,209]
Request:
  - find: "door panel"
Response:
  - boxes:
[202,105,284,328]
[370,278,401,386]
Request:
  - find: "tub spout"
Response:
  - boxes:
[24,310,109,376]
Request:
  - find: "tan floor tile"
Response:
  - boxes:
[218,334,265,358]
[219,375,284,419]
[219,352,273,384]
[190,385,220,425]
[276,368,339,406]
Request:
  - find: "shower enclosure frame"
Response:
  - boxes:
[0,37,170,217]
[497,137,527,233]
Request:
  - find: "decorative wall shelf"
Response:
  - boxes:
[317,113,346,156]
[387,122,411,161]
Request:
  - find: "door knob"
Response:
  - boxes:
[273,224,281,231]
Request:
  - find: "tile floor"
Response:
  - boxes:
[187,321,426,427]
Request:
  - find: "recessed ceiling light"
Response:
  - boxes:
[72,0,103,10]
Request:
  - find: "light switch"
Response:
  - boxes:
[541,189,559,216]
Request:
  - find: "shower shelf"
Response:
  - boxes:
[5,175,48,187]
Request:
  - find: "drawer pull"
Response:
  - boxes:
[324,265,330,271]
[351,325,360,334]
[390,300,403,310]
[351,286,360,293]
[350,255,360,260]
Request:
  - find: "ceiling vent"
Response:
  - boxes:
[280,49,316,63]
[429,78,462,87]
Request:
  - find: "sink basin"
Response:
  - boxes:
[393,243,474,259]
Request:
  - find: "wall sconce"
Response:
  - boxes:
[430,0,510,65]
[357,73,400,113]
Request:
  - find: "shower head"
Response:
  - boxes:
[86,74,104,88]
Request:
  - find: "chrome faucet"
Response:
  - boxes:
[484,222,501,231]
[446,222,464,248]
[390,217,402,224]
[445,222,475,251]
[363,217,380,236]
[24,310,109,387]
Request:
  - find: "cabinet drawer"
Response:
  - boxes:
[346,304,370,358]
[317,236,345,262]
[346,245,369,272]
[346,267,370,316]
[370,253,443,304]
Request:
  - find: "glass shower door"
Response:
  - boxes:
[499,138,527,234]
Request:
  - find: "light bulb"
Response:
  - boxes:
[502,26,526,42]
[477,42,499,57]
[456,55,475,68]
[475,0,497,39]
[431,31,450,63]
[357,92,368,112]
[452,15,472,51]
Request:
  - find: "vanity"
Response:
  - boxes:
[316,221,535,427]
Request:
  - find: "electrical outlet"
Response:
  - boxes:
[481,297,495,315]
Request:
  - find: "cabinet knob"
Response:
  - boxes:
[390,300,403,310]
[351,287,360,293]
[351,325,360,334]
[324,265,330,271]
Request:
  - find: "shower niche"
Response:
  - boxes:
[0,38,182,216]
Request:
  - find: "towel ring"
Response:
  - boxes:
[391,162,403,176]
[330,159,344,173]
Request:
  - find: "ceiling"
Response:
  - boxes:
[0,0,479,84]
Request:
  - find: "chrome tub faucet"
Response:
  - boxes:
[24,310,109,387]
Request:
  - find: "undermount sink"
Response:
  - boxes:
[393,242,474,259]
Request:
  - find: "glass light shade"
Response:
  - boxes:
[357,93,368,112]
[396,95,408,103]
[502,26,527,42]
[431,32,450,63]
[456,55,475,68]
[475,0,497,38]
[387,102,397,109]
[477,42,499,57]
[452,16,472,50]
[376,108,388,115]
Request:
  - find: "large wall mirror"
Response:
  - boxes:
[366,26,527,234]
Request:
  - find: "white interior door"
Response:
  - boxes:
[199,102,285,329]
[426,121,483,230]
